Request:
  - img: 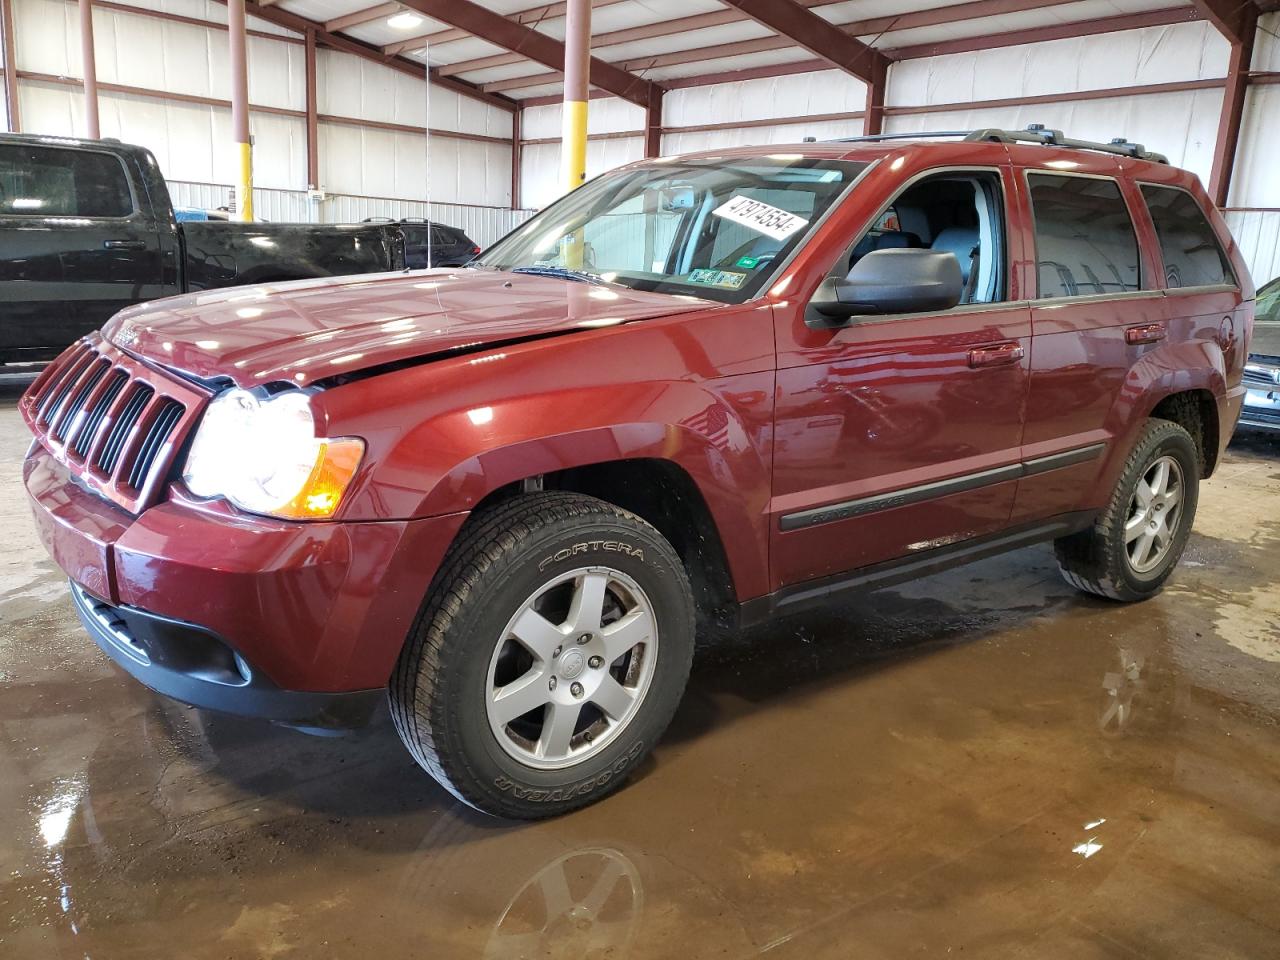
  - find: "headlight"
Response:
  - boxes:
[182,389,364,520]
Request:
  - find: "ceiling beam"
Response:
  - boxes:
[383,0,628,57]
[392,0,659,106]
[1190,0,1255,42]
[714,0,888,84]
[885,6,1201,60]
[325,1,400,33]
[661,6,1202,89]
[235,0,516,111]
[439,0,1081,81]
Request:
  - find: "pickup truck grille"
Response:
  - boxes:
[21,337,211,515]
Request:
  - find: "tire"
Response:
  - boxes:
[389,491,695,819]
[1054,418,1200,602]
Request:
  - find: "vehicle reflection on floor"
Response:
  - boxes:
[2,395,1279,959]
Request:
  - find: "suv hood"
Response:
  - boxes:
[102,269,713,388]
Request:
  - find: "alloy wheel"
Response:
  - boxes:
[485,567,658,770]
[1124,454,1185,574]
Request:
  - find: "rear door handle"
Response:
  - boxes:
[1125,322,1166,345]
[103,239,147,250]
[968,341,1024,368]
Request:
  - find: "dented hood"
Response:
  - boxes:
[102,269,712,388]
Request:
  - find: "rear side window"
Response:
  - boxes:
[1028,174,1140,298]
[0,143,134,218]
[1140,184,1234,288]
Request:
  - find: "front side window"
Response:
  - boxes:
[1028,174,1140,298]
[1140,184,1234,289]
[476,156,867,303]
[0,143,134,218]
[837,170,1007,307]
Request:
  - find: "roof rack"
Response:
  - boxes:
[814,124,1169,164]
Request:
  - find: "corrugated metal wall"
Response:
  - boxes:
[519,17,1280,288]
[5,0,515,206]
[166,181,534,247]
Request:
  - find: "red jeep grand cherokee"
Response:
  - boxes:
[22,128,1253,818]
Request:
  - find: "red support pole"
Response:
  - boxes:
[1208,8,1256,208]
[511,106,522,209]
[227,0,253,220]
[305,27,318,190]
[644,86,663,158]
[0,0,19,131]
[79,0,100,138]
[864,56,886,136]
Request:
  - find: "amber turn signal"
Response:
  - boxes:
[274,438,365,520]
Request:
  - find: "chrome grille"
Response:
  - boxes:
[1243,363,1278,389]
[21,336,210,514]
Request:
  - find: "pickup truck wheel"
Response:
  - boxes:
[389,492,695,819]
[1054,418,1200,601]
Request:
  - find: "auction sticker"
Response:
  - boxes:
[712,195,809,240]
[687,269,747,289]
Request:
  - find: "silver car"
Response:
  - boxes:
[1242,276,1280,432]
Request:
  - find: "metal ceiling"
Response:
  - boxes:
[246,0,1271,106]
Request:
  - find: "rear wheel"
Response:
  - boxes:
[1055,418,1200,601]
[389,492,694,819]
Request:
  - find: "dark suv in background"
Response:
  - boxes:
[365,218,482,268]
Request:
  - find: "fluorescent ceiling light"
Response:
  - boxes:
[387,11,424,29]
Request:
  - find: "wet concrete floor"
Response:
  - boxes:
[2,373,1279,959]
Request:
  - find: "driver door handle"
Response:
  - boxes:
[104,239,148,250]
[968,341,1024,368]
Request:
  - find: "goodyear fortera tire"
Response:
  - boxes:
[1054,418,1200,602]
[389,492,695,819]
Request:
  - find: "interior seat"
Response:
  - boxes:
[930,227,980,284]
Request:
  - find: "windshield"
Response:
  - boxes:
[476,155,868,303]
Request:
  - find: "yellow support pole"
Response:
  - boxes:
[560,99,587,194]
[560,0,590,267]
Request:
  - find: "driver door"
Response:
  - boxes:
[770,165,1032,589]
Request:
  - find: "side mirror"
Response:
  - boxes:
[805,248,964,328]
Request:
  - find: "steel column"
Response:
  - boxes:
[227,0,253,220]
[560,0,589,194]
[644,86,663,158]
[511,106,522,209]
[0,0,18,131]
[79,0,100,138]
[305,27,319,190]
[1208,8,1257,207]
[864,55,886,136]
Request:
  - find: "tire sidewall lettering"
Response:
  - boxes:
[538,539,646,572]
[493,740,646,802]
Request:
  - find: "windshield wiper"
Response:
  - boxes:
[510,266,605,285]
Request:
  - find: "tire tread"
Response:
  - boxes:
[1054,418,1197,602]
[389,491,686,818]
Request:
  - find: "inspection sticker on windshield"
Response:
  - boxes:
[687,269,747,289]
[712,195,809,240]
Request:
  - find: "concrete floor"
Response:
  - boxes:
[2,372,1279,960]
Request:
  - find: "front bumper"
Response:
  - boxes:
[71,582,381,728]
[25,444,469,715]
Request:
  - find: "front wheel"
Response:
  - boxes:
[389,492,695,819]
[1054,418,1200,601]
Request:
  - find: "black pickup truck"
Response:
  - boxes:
[0,133,409,364]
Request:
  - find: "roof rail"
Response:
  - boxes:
[821,124,1169,164]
